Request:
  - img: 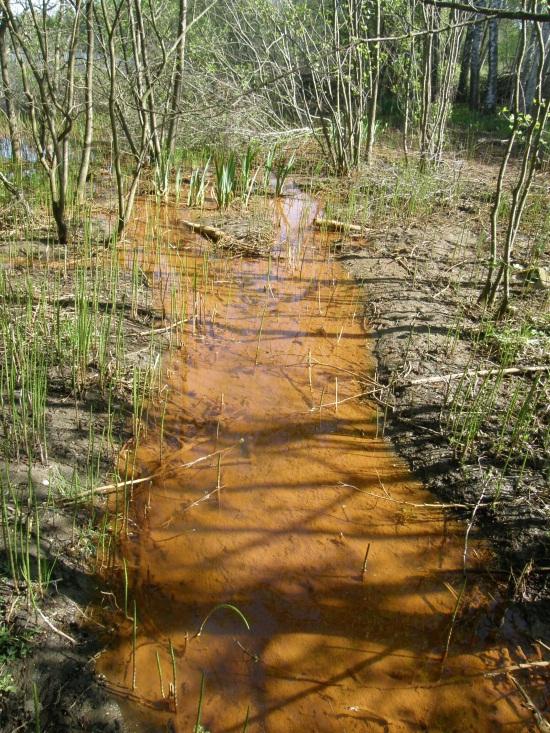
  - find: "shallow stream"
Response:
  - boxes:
[97,189,526,732]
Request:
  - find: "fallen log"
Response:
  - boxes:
[181,219,225,242]
[313,217,363,233]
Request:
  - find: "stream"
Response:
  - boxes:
[97,188,526,732]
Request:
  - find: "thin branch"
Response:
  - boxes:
[398,365,550,387]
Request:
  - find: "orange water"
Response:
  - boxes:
[97,190,528,732]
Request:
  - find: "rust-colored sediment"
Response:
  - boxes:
[98,190,528,732]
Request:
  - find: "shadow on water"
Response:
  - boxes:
[95,189,531,732]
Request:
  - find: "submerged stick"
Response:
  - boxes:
[440,579,467,674]
[361,543,371,580]
[169,640,178,712]
[132,600,138,691]
[156,651,165,699]
[507,674,550,733]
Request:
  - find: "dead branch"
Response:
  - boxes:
[313,218,363,234]
[421,0,550,22]
[181,219,226,242]
[398,365,549,387]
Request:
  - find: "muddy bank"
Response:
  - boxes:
[341,217,550,641]
[0,226,173,732]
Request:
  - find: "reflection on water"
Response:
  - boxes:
[97,191,527,732]
[0,136,38,163]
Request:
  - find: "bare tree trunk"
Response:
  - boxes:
[484,2,499,112]
[419,7,434,169]
[419,7,464,168]
[469,16,482,110]
[76,0,95,202]
[522,21,550,112]
[430,7,441,101]
[0,4,20,162]
[457,23,473,102]
[366,0,381,164]
[166,0,188,159]
[1,0,83,244]
[99,0,126,236]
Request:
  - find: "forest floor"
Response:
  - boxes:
[0,146,549,731]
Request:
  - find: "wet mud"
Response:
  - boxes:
[97,191,530,732]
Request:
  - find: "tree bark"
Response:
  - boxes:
[457,22,472,102]
[484,5,499,113]
[469,17,482,110]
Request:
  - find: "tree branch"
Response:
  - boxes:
[421,0,550,22]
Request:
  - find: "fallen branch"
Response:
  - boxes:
[313,217,363,234]
[181,219,226,243]
[398,364,549,388]
[59,441,244,504]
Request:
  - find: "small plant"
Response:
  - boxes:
[239,144,257,195]
[188,158,210,207]
[214,153,237,209]
[0,621,33,694]
[274,152,295,196]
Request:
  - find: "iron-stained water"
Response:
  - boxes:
[97,189,527,732]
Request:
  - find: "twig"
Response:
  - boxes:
[307,389,377,412]
[463,485,487,573]
[59,441,244,504]
[337,482,485,510]
[35,605,76,645]
[507,674,550,733]
[181,219,225,242]
[138,318,187,336]
[421,0,550,22]
[486,661,550,676]
[310,358,382,387]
